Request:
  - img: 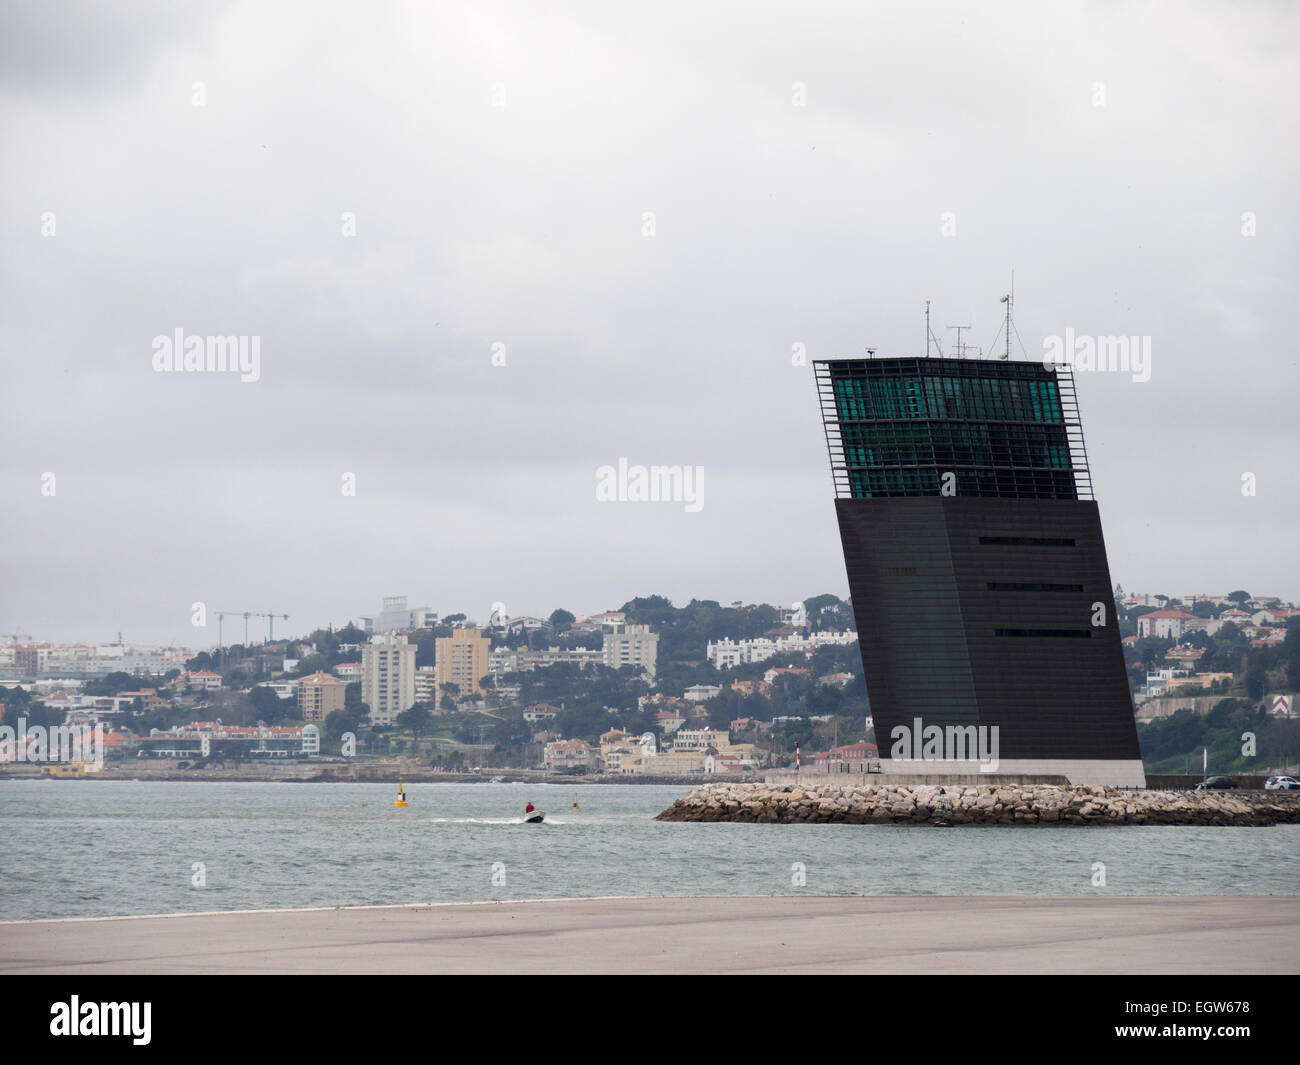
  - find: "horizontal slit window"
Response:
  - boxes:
[979,536,1076,546]
[986,582,1083,592]
[994,628,1093,638]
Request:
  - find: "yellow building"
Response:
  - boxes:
[1166,672,1234,693]
[644,748,709,774]
[435,627,490,708]
[297,671,347,722]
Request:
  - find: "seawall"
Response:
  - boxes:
[655,781,1300,826]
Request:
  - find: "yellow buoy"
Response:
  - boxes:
[394,782,408,807]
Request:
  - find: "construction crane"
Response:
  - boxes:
[257,612,289,642]
[212,612,254,669]
[4,628,33,649]
[214,612,251,649]
[213,611,288,668]
[214,612,232,670]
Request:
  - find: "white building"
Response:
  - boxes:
[489,646,602,675]
[301,724,320,756]
[187,671,223,692]
[1136,609,1200,640]
[375,595,436,634]
[707,631,858,669]
[706,639,754,669]
[1145,668,1188,696]
[362,634,417,726]
[602,623,658,679]
[505,616,549,635]
[656,709,685,734]
[257,680,299,701]
[543,738,594,770]
[779,603,809,628]
[414,666,437,705]
[674,727,730,750]
[588,612,626,627]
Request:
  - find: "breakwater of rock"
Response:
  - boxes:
[655,782,1300,826]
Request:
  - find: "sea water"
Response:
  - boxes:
[0,781,1295,921]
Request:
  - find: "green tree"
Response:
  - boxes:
[83,672,140,697]
[324,705,367,744]
[620,595,678,628]
[293,654,330,677]
[802,593,842,616]
[705,687,741,730]
[549,608,575,633]
[397,703,433,739]
[0,686,65,729]
[336,622,367,643]
[250,685,289,723]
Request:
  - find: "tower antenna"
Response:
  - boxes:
[925,300,945,356]
[947,324,972,360]
[998,272,1015,361]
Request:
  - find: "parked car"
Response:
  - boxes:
[1194,776,1238,790]
[1264,776,1300,791]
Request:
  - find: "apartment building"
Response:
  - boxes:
[435,627,490,705]
[362,634,416,726]
[602,622,658,679]
[297,671,347,722]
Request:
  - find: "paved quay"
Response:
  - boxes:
[3,895,1298,974]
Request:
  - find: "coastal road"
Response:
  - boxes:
[3,895,1297,974]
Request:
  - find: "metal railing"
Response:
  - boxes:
[813,361,851,498]
[1052,363,1094,500]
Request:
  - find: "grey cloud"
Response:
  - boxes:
[1,0,1296,644]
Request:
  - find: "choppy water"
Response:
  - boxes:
[0,781,1295,921]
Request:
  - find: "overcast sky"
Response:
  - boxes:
[2,0,1297,648]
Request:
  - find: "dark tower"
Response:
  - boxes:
[814,355,1143,786]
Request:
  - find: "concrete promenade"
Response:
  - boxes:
[3,895,1298,974]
